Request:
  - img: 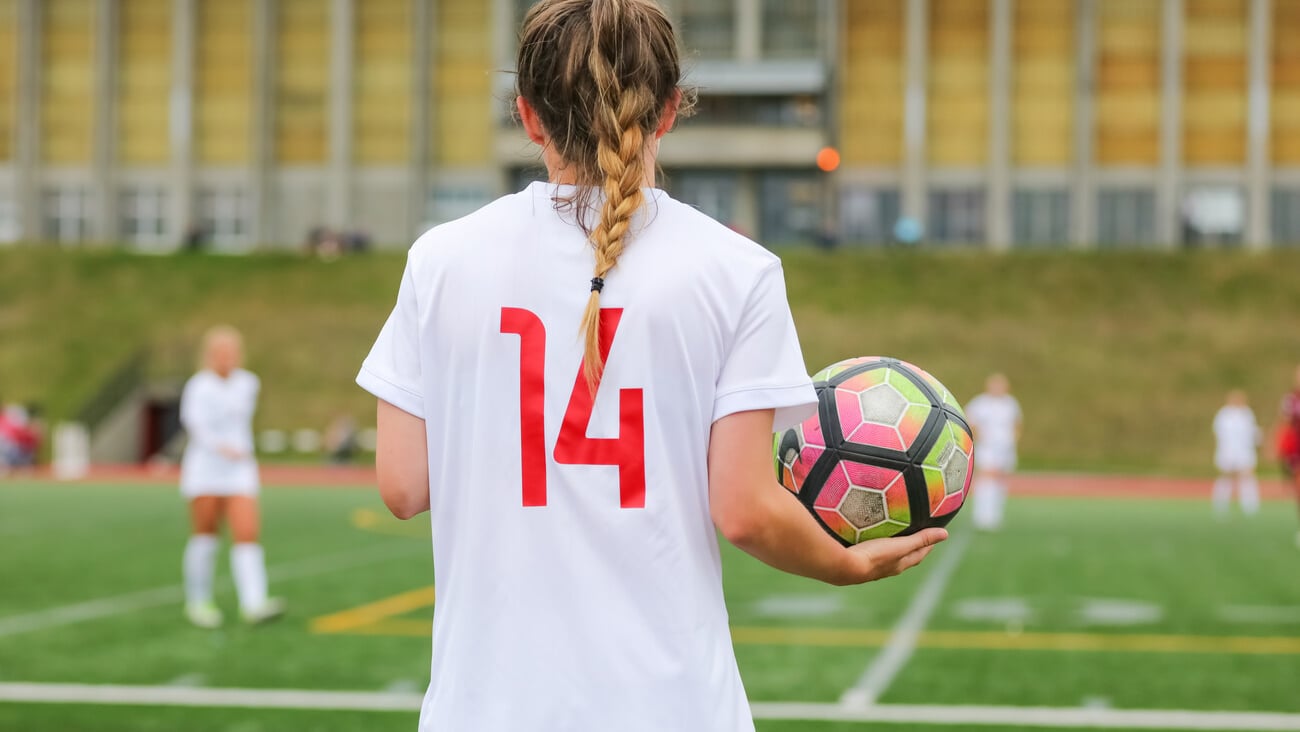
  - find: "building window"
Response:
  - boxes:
[839,187,900,245]
[42,188,91,244]
[0,195,19,244]
[426,185,494,228]
[671,171,739,228]
[760,172,822,245]
[681,0,735,58]
[761,0,819,59]
[197,188,251,249]
[688,95,822,128]
[1096,188,1156,248]
[120,188,169,245]
[1013,189,1070,248]
[1273,187,1300,247]
[927,188,986,245]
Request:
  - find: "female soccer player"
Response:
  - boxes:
[1278,364,1300,547]
[359,2,946,729]
[1211,389,1261,518]
[179,326,283,628]
[965,373,1022,531]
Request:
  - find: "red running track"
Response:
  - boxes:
[7,465,1297,500]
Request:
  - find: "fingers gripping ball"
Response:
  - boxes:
[775,357,974,546]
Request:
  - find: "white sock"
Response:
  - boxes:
[231,543,268,612]
[1240,476,1260,516]
[1212,477,1232,516]
[183,534,219,605]
[972,477,1004,529]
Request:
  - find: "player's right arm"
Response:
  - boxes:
[375,399,430,520]
[709,408,948,587]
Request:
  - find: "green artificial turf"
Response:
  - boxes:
[1,482,1298,731]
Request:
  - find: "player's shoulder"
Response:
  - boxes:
[186,369,218,389]
[654,194,782,271]
[405,191,532,266]
[233,369,260,389]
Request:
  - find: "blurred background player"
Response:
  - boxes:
[965,373,1022,531]
[358,1,947,729]
[179,326,284,628]
[0,401,41,474]
[1277,364,1300,548]
[1211,389,1261,518]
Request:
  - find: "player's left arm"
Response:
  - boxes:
[375,399,430,520]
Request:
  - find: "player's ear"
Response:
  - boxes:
[654,89,681,139]
[517,96,548,147]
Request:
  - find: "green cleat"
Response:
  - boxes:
[185,601,223,629]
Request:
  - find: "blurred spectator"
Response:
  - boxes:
[182,223,212,253]
[0,402,42,472]
[892,216,922,247]
[305,226,371,260]
[324,414,359,465]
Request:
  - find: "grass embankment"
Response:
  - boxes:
[2,247,1298,474]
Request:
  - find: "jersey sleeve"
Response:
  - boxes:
[357,260,425,419]
[713,262,817,432]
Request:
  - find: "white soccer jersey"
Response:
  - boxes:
[965,393,1021,467]
[358,182,817,732]
[1213,405,1259,470]
[179,369,260,497]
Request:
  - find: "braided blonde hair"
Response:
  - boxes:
[517,0,693,387]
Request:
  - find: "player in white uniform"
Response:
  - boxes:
[965,373,1022,531]
[179,326,284,628]
[357,2,948,730]
[1212,389,1261,517]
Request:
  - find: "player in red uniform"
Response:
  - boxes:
[1278,364,1300,548]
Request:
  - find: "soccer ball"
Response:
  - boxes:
[774,357,974,546]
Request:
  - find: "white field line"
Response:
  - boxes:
[3,683,1300,730]
[749,702,1300,730]
[840,530,972,708]
[0,541,423,639]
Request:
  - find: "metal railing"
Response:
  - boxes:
[75,349,149,433]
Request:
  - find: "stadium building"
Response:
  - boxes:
[0,0,1298,250]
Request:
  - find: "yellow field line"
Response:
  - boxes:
[349,508,427,539]
[308,585,1300,656]
[344,618,435,637]
[730,627,892,647]
[310,586,435,634]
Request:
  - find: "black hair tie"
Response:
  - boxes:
[591,277,605,294]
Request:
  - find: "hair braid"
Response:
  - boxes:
[579,0,655,389]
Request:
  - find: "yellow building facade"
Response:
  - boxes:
[0,0,1297,248]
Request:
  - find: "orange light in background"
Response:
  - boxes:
[816,147,841,173]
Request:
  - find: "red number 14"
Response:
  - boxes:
[499,308,646,509]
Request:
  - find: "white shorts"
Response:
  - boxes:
[1214,450,1256,474]
[180,457,260,499]
[974,445,1017,474]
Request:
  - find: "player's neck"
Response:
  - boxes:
[543,150,659,189]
